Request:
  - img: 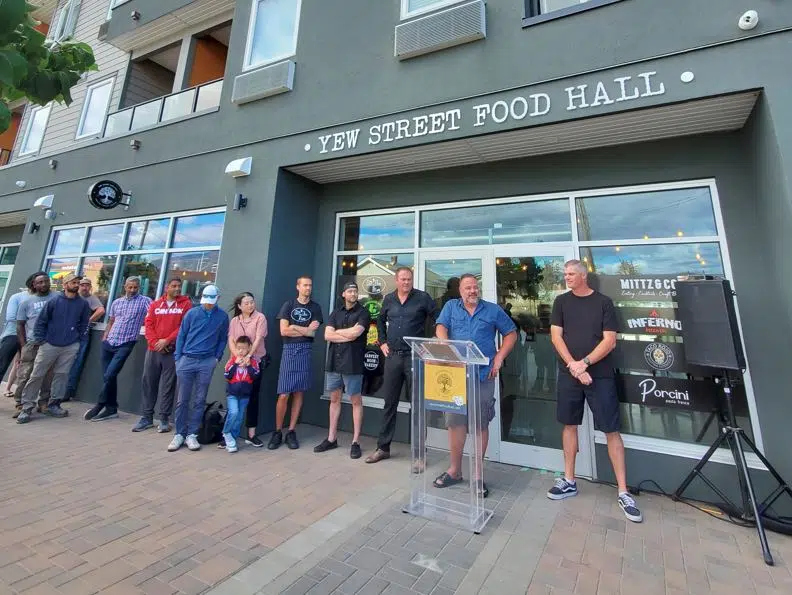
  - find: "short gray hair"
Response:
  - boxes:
[564,260,588,275]
[124,276,141,285]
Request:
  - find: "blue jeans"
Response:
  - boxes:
[223,396,249,438]
[98,340,137,409]
[174,356,216,437]
[66,332,91,393]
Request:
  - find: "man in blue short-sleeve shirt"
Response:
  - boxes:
[433,273,517,498]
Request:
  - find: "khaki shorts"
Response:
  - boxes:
[444,379,496,431]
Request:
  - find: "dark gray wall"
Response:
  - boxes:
[0,226,24,245]
[121,60,175,108]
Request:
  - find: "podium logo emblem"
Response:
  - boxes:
[436,372,453,394]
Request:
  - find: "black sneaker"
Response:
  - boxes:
[313,438,338,453]
[217,436,226,449]
[285,430,299,450]
[547,477,578,500]
[618,493,643,523]
[92,408,118,422]
[83,404,102,421]
[350,442,362,459]
[245,436,264,448]
[267,430,283,450]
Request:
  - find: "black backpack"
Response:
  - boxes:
[197,401,226,444]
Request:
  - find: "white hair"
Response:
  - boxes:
[564,260,588,275]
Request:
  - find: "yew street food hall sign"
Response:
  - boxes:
[309,70,669,155]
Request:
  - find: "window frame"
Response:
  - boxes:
[18,103,53,156]
[52,0,81,41]
[42,207,226,327]
[522,0,625,27]
[75,77,115,140]
[400,0,465,20]
[243,0,303,72]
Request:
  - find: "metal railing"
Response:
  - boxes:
[0,149,11,166]
[103,78,223,138]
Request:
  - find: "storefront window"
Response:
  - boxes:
[172,212,225,248]
[44,209,225,317]
[125,219,170,250]
[335,253,414,400]
[576,187,718,241]
[167,251,220,305]
[116,253,164,299]
[421,199,571,247]
[339,213,415,251]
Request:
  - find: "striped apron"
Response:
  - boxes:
[277,342,313,394]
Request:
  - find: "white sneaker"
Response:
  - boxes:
[186,434,201,451]
[168,434,185,452]
[224,433,238,453]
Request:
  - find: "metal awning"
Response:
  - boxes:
[287,92,759,184]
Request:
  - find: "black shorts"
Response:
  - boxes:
[556,372,620,433]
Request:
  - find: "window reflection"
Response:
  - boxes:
[576,188,717,241]
[172,213,225,248]
[167,251,219,305]
[126,219,170,250]
[116,254,163,300]
[50,229,86,256]
[421,200,571,247]
[86,224,125,253]
[339,213,415,251]
[0,246,19,265]
[583,243,724,276]
[47,258,80,292]
[81,256,116,307]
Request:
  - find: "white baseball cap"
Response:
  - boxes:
[200,284,219,305]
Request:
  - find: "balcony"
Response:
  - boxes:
[104,78,222,137]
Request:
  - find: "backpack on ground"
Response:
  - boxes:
[197,401,226,444]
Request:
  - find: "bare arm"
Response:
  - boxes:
[89,306,105,324]
[435,324,448,340]
[585,331,617,365]
[489,330,518,379]
[16,321,26,347]
[279,319,314,338]
[335,325,365,340]
[102,317,115,342]
[550,325,576,366]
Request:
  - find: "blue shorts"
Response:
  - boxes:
[556,372,621,433]
[325,372,363,396]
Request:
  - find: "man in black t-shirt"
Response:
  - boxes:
[547,260,642,523]
[314,282,371,459]
[270,276,324,450]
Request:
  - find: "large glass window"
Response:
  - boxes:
[44,209,225,319]
[421,199,571,247]
[245,0,302,69]
[77,78,114,139]
[19,104,52,156]
[576,187,718,241]
[0,245,19,266]
[339,213,415,251]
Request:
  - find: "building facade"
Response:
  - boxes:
[1,0,791,499]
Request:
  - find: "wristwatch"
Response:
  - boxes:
[583,357,592,366]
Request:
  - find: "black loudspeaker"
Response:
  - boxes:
[675,278,746,370]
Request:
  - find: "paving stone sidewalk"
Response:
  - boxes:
[0,397,791,595]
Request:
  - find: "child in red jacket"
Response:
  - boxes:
[222,336,260,453]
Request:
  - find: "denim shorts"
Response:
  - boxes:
[444,379,497,431]
[325,372,363,396]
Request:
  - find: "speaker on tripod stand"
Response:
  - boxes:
[674,277,792,566]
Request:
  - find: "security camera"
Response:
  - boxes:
[34,194,54,209]
[738,10,759,31]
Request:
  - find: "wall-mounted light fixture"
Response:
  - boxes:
[27,222,40,234]
[130,139,141,150]
[233,194,248,211]
[225,157,252,178]
[48,159,58,170]
[131,10,140,20]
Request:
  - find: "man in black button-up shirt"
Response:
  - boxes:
[366,267,437,464]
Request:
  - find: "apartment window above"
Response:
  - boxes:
[52,0,81,41]
[244,0,302,69]
[77,78,114,139]
[524,0,624,26]
[401,0,464,19]
[19,104,52,156]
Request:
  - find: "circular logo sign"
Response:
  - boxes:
[363,277,385,296]
[644,342,675,371]
[364,300,381,320]
[363,350,380,371]
[291,307,311,323]
[436,372,453,395]
[88,180,124,210]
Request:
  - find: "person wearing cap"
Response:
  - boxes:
[270,276,324,450]
[12,272,56,418]
[314,281,371,459]
[168,284,229,452]
[0,274,38,398]
[63,277,106,401]
[84,276,152,422]
[16,273,91,424]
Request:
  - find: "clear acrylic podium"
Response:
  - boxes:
[402,336,493,533]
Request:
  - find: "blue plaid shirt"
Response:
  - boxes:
[106,294,152,346]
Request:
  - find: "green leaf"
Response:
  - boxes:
[0,54,13,87]
[0,0,28,37]
[0,102,10,133]
[0,48,28,81]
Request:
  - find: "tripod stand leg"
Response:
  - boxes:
[740,434,792,501]
[731,433,774,565]
[674,430,727,500]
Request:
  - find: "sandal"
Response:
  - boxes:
[433,472,464,488]
[476,481,489,498]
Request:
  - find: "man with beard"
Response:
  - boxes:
[17,273,90,424]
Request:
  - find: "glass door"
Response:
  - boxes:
[417,250,495,454]
[0,265,14,311]
[493,246,594,477]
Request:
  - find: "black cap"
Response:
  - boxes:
[343,281,358,291]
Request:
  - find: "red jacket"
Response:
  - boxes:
[144,294,193,351]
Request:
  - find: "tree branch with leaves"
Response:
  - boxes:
[0,0,97,133]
